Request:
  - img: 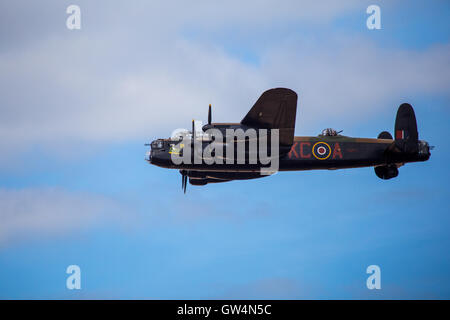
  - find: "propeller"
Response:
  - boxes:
[208,104,212,125]
[180,170,188,194]
[183,120,195,195]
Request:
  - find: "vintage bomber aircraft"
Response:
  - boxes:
[146,88,431,193]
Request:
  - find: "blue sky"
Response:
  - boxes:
[0,0,449,299]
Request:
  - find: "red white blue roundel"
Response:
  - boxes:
[312,142,331,160]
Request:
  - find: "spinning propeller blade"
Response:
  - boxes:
[208,104,212,125]
[180,170,188,194]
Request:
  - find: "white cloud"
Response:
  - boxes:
[0,188,125,247]
[0,0,448,160]
[260,37,450,130]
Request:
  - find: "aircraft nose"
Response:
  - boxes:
[145,149,152,162]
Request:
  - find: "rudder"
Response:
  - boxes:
[394,103,418,153]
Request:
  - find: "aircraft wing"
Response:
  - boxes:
[186,171,271,186]
[240,88,298,146]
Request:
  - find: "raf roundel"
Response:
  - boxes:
[312,142,331,160]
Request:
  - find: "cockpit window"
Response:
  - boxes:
[151,140,164,149]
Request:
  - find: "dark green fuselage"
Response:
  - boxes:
[148,135,430,172]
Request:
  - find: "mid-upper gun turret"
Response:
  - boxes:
[319,128,342,137]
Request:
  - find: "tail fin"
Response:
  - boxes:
[394,103,418,153]
[375,103,427,180]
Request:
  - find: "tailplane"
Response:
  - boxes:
[377,131,393,139]
[374,103,430,180]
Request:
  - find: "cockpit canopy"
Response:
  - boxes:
[151,139,164,149]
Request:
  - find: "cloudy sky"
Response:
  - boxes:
[0,0,449,299]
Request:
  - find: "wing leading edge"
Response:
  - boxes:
[184,170,271,186]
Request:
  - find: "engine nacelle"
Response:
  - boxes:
[374,164,399,180]
[189,178,208,186]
